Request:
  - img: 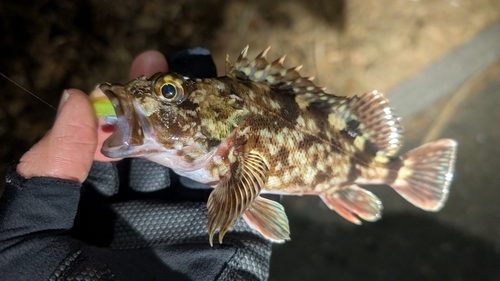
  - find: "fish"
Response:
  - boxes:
[98,46,458,246]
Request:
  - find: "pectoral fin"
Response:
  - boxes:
[243,196,291,243]
[207,152,269,246]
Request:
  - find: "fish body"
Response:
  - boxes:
[100,46,457,245]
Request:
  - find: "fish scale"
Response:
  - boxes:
[98,46,458,246]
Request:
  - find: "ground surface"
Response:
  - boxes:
[1,1,500,280]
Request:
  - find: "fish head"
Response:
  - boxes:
[99,72,247,172]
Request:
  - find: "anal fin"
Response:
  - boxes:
[320,185,383,224]
[243,196,291,243]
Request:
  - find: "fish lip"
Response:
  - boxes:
[99,82,147,158]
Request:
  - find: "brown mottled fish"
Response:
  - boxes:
[99,46,457,246]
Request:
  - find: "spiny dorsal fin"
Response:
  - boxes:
[206,152,269,246]
[226,47,403,156]
[226,46,325,97]
[323,91,404,157]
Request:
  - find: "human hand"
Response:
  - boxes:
[16,51,168,183]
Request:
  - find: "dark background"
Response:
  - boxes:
[1,1,500,280]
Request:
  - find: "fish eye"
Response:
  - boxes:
[161,83,177,100]
[154,74,185,104]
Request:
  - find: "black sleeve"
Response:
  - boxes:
[0,167,85,280]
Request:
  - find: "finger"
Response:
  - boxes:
[17,89,97,183]
[129,50,168,79]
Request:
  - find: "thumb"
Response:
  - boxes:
[17,89,98,183]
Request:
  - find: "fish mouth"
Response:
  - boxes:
[99,83,151,158]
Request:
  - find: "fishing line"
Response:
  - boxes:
[0,72,56,110]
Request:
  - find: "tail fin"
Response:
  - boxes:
[391,139,458,211]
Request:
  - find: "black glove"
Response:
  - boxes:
[0,48,272,281]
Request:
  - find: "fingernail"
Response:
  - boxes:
[57,89,70,116]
